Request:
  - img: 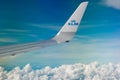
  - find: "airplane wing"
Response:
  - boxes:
[0,40,57,56]
[0,1,88,57]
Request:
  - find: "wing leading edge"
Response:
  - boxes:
[0,1,88,57]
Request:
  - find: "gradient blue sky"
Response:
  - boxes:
[0,0,120,70]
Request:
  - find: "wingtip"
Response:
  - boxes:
[82,1,89,4]
[79,1,89,8]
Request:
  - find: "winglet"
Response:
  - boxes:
[52,1,88,43]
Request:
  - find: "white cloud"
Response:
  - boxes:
[27,23,61,31]
[0,38,18,42]
[0,62,120,80]
[103,0,120,9]
[29,34,38,38]
[4,29,28,33]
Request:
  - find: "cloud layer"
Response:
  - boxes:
[104,0,120,9]
[0,62,120,80]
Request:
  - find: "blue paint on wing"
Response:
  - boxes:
[68,20,79,26]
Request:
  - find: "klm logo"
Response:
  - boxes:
[68,20,79,26]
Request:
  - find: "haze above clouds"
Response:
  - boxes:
[0,62,120,80]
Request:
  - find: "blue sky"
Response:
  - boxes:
[0,0,120,70]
